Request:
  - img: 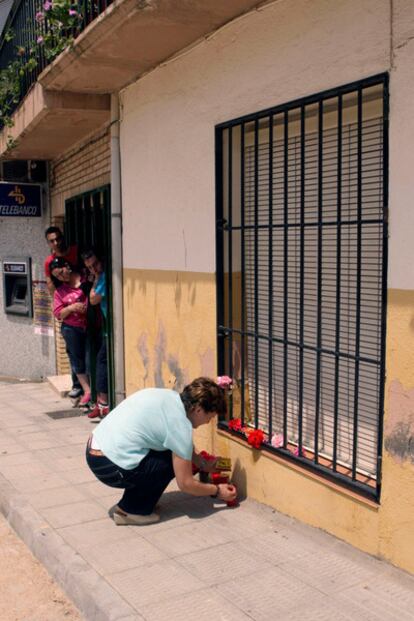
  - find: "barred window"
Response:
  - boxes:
[216,75,388,500]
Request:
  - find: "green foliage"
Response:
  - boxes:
[0,60,24,118]
[35,0,83,59]
[0,0,84,135]
[4,28,15,43]
[6,135,18,151]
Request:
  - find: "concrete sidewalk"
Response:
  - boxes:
[0,382,413,621]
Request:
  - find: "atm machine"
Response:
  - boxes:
[2,257,33,317]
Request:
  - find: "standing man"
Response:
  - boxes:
[81,249,109,418]
[44,226,82,400]
[44,227,79,294]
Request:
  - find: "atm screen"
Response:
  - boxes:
[14,283,27,301]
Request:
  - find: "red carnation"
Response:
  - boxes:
[247,428,265,449]
[200,450,216,461]
[228,418,242,432]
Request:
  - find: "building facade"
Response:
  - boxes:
[0,0,413,574]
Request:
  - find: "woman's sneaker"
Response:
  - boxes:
[88,402,109,419]
[68,386,82,399]
[99,403,109,418]
[87,404,101,419]
[113,507,160,526]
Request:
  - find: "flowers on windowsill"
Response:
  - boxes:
[216,375,233,390]
[216,376,265,450]
[271,433,306,457]
[227,418,266,449]
[217,375,235,424]
[293,446,306,457]
[246,428,265,449]
[228,418,242,432]
[271,433,284,448]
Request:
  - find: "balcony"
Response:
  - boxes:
[0,0,267,158]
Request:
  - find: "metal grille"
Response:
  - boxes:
[216,75,388,500]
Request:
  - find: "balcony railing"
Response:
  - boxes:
[0,0,113,118]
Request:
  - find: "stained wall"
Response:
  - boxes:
[120,0,414,573]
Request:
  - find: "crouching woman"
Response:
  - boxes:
[85,377,237,525]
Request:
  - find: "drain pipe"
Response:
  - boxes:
[110,93,126,405]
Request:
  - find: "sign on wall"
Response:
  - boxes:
[32,280,54,336]
[0,182,41,217]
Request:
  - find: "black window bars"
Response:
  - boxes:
[215,74,388,501]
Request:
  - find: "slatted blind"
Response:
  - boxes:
[244,116,383,475]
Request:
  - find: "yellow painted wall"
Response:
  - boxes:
[379,289,414,572]
[123,268,218,450]
[123,271,414,574]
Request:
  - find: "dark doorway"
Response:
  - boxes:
[64,185,114,407]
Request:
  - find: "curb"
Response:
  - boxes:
[0,474,141,621]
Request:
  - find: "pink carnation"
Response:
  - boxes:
[216,375,233,390]
[37,35,44,44]
[271,433,284,448]
[43,1,52,10]
[68,8,78,16]
[293,446,306,457]
[35,11,45,22]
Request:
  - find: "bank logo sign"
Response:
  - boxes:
[0,182,41,217]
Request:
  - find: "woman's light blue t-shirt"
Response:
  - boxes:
[92,388,193,470]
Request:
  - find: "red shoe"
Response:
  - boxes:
[99,404,109,418]
[87,404,101,419]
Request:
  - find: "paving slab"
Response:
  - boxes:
[0,381,413,621]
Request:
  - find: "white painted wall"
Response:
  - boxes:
[388,0,414,289]
[120,0,414,289]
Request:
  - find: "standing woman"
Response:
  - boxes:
[50,256,91,407]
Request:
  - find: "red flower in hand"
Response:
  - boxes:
[247,429,265,449]
[200,450,216,462]
[228,418,242,432]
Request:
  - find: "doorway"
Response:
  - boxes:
[64,185,114,407]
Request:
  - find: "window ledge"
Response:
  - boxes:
[217,428,380,510]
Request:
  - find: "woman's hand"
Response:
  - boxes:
[217,483,237,502]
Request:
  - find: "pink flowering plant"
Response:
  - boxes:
[216,375,235,422]
[34,0,84,60]
[0,1,84,137]
[216,375,233,391]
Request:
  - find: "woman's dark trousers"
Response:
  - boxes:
[86,447,175,515]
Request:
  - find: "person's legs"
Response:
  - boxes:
[61,324,91,400]
[76,373,91,397]
[87,336,109,419]
[118,450,175,515]
[86,445,173,524]
[70,371,82,391]
[96,338,108,405]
